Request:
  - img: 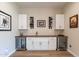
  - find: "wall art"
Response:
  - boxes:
[0,10,11,31]
[70,14,78,28]
[37,20,46,27]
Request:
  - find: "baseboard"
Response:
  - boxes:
[7,49,16,57]
[67,49,78,57]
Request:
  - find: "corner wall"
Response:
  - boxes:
[64,2,79,56]
[0,2,19,57]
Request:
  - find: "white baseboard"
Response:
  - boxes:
[67,49,78,57]
[7,49,16,57]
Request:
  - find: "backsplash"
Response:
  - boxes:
[19,29,64,36]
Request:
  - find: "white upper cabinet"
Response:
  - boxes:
[18,14,27,29]
[56,14,64,29]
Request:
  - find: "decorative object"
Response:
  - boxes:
[70,14,78,28]
[0,10,11,31]
[49,17,53,29]
[37,20,46,27]
[20,32,23,36]
[30,17,34,29]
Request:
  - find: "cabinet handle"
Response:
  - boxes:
[40,42,42,45]
[59,26,61,28]
[21,26,23,28]
[48,41,49,44]
[32,41,33,44]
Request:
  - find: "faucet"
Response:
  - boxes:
[36,31,38,36]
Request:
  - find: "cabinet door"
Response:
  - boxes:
[18,14,27,29]
[40,37,48,50]
[26,37,34,50]
[59,15,64,29]
[16,37,26,50]
[48,37,56,50]
[58,36,67,50]
[33,38,40,50]
[21,37,26,49]
[16,38,21,50]
[56,14,64,29]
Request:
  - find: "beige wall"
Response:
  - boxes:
[1,2,79,57]
[0,2,19,56]
[64,2,79,56]
[18,7,63,35]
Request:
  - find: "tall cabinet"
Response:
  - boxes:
[18,14,28,29]
[56,14,64,29]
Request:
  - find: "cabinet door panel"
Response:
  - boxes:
[16,37,26,50]
[56,14,64,29]
[60,15,64,29]
[40,38,48,50]
[21,38,26,49]
[18,14,27,29]
[48,37,56,50]
[33,38,40,50]
[40,41,48,50]
[18,15,23,29]
[16,38,21,49]
[26,37,33,50]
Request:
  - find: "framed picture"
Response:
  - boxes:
[37,20,46,27]
[0,10,11,31]
[70,14,78,28]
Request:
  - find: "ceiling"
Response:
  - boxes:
[16,2,67,8]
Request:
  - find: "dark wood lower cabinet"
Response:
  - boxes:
[15,36,26,51]
[56,36,67,51]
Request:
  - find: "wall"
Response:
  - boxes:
[0,2,19,57]
[18,7,63,35]
[64,2,79,56]
[0,3,64,57]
